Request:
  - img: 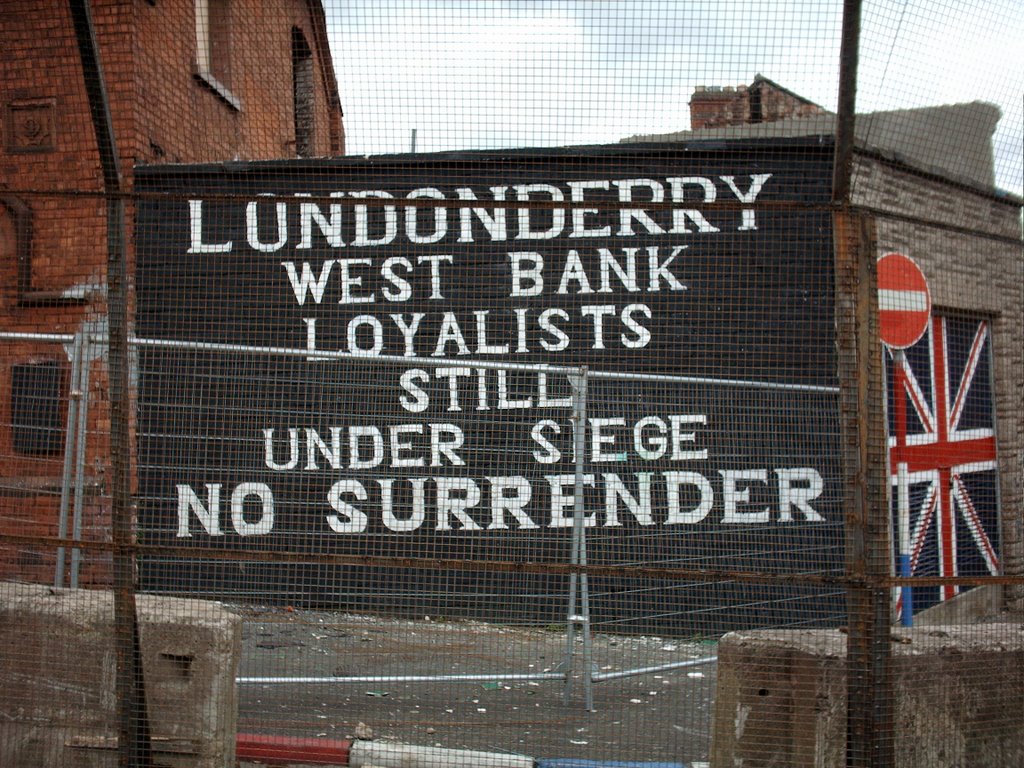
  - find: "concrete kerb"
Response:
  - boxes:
[351,742,698,768]
[535,760,692,768]
[350,740,534,768]
[243,736,699,768]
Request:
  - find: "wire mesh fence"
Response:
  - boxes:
[0,1,1022,767]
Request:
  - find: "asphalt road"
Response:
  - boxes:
[233,606,717,764]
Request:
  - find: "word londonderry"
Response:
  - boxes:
[186,174,773,253]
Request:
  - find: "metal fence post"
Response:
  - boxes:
[70,331,92,588]
[55,332,83,588]
[834,210,894,768]
[68,0,152,762]
[561,368,595,711]
[832,1,896,762]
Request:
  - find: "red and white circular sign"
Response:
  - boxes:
[877,252,931,349]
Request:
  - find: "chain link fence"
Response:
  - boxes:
[1,1,1021,766]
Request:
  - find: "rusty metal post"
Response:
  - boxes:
[832,0,894,764]
[833,0,862,205]
[68,0,152,765]
[561,369,595,711]
[834,211,894,768]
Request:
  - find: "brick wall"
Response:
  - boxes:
[133,0,342,165]
[689,86,750,130]
[752,79,827,123]
[0,0,343,586]
[689,78,827,130]
[852,156,1024,597]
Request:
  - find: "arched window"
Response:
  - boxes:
[0,194,33,303]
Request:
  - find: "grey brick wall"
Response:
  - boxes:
[854,154,1023,599]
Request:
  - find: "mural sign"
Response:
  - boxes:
[135,139,843,629]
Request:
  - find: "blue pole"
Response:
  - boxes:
[899,553,913,627]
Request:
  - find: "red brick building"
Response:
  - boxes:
[0,0,343,584]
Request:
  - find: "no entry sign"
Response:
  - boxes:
[877,252,931,349]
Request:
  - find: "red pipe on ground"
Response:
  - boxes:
[236,733,352,765]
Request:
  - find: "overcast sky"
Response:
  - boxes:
[326,1,1022,195]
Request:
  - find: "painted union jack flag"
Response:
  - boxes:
[888,314,1000,616]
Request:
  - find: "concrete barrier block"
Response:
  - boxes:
[0,581,241,768]
[710,625,1024,768]
[914,585,1003,625]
